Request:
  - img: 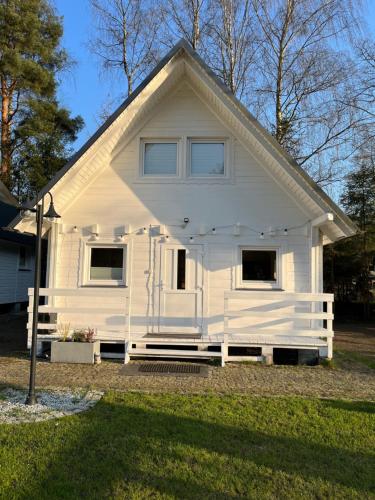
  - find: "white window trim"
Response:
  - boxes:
[135,136,233,183]
[139,137,182,179]
[236,246,282,290]
[80,242,128,287]
[187,137,230,179]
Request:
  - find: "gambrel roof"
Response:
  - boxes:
[9,39,357,242]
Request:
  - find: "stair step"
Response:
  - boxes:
[129,348,222,358]
[132,338,222,345]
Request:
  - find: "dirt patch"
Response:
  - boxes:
[334,322,375,355]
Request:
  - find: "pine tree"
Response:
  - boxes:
[326,149,375,318]
[0,0,83,192]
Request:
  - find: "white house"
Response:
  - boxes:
[0,180,35,312]
[9,41,356,365]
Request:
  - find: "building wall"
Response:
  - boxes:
[51,81,315,334]
[0,241,34,305]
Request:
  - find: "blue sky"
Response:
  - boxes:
[55,0,375,153]
[55,0,125,149]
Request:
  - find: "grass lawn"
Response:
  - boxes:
[335,349,375,370]
[0,393,374,499]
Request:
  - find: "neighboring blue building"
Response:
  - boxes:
[0,181,35,312]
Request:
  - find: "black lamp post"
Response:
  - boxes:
[20,192,61,405]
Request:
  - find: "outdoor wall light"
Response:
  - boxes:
[260,232,265,239]
[233,222,241,236]
[212,227,216,234]
[199,224,206,236]
[189,236,195,243]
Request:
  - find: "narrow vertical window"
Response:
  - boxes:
[177,249,186,290]
[19,246,27,269]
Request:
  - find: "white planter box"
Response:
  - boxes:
[51,341,100,364]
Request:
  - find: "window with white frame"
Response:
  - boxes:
[86,246,126,285]
[142,140,178,176]
[238,247,279,288]
[189,140,225,176]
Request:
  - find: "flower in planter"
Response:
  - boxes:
[84,327,96,343]
[71,330,86,342]
[71,327,96,343]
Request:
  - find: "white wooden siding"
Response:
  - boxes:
[52,81,313,334]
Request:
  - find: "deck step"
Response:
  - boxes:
[132,338,222,345]
[129,348,222,359]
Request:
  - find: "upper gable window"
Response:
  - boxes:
[189,140,225,176]
[142,140,178,176]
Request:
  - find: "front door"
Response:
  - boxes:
[159,244,203,334]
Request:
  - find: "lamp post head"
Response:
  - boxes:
[43,193,61,220]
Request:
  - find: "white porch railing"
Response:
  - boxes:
[223,290,334,360]
[27,288,129,347]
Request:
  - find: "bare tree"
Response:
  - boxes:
[206,0,257,99]
[89,0,160,97]
[249,0,364,184]
[160,0,213,50]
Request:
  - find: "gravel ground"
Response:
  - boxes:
[0,314,374,400]
[0,356,374,400]
[0,387,102,424]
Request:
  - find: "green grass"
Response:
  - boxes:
[0,393,374,499]
[335,350,375,370]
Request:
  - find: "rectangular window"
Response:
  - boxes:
[190,141,225,176]
[89,247,125,283]
[143,142,177,175]
[19,246,28,269]
[177,249,186,290]
[241,249,277,282]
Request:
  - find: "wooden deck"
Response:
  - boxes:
[27,288,334,365]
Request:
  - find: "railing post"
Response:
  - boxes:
[326,299,333,359]
[27,289,33,349]
[125,292,131,364]
[222,294,229,367]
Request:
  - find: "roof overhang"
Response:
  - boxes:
[8,39,357,243]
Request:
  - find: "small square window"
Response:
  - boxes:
[88,247,125,284]
[190,142,225,176]
[143,142,177,175]
[242,250,277,282]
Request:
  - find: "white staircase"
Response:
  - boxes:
[125,337,224,366]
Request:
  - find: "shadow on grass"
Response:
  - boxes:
[3,395,372,499]
[325,399,375,414]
